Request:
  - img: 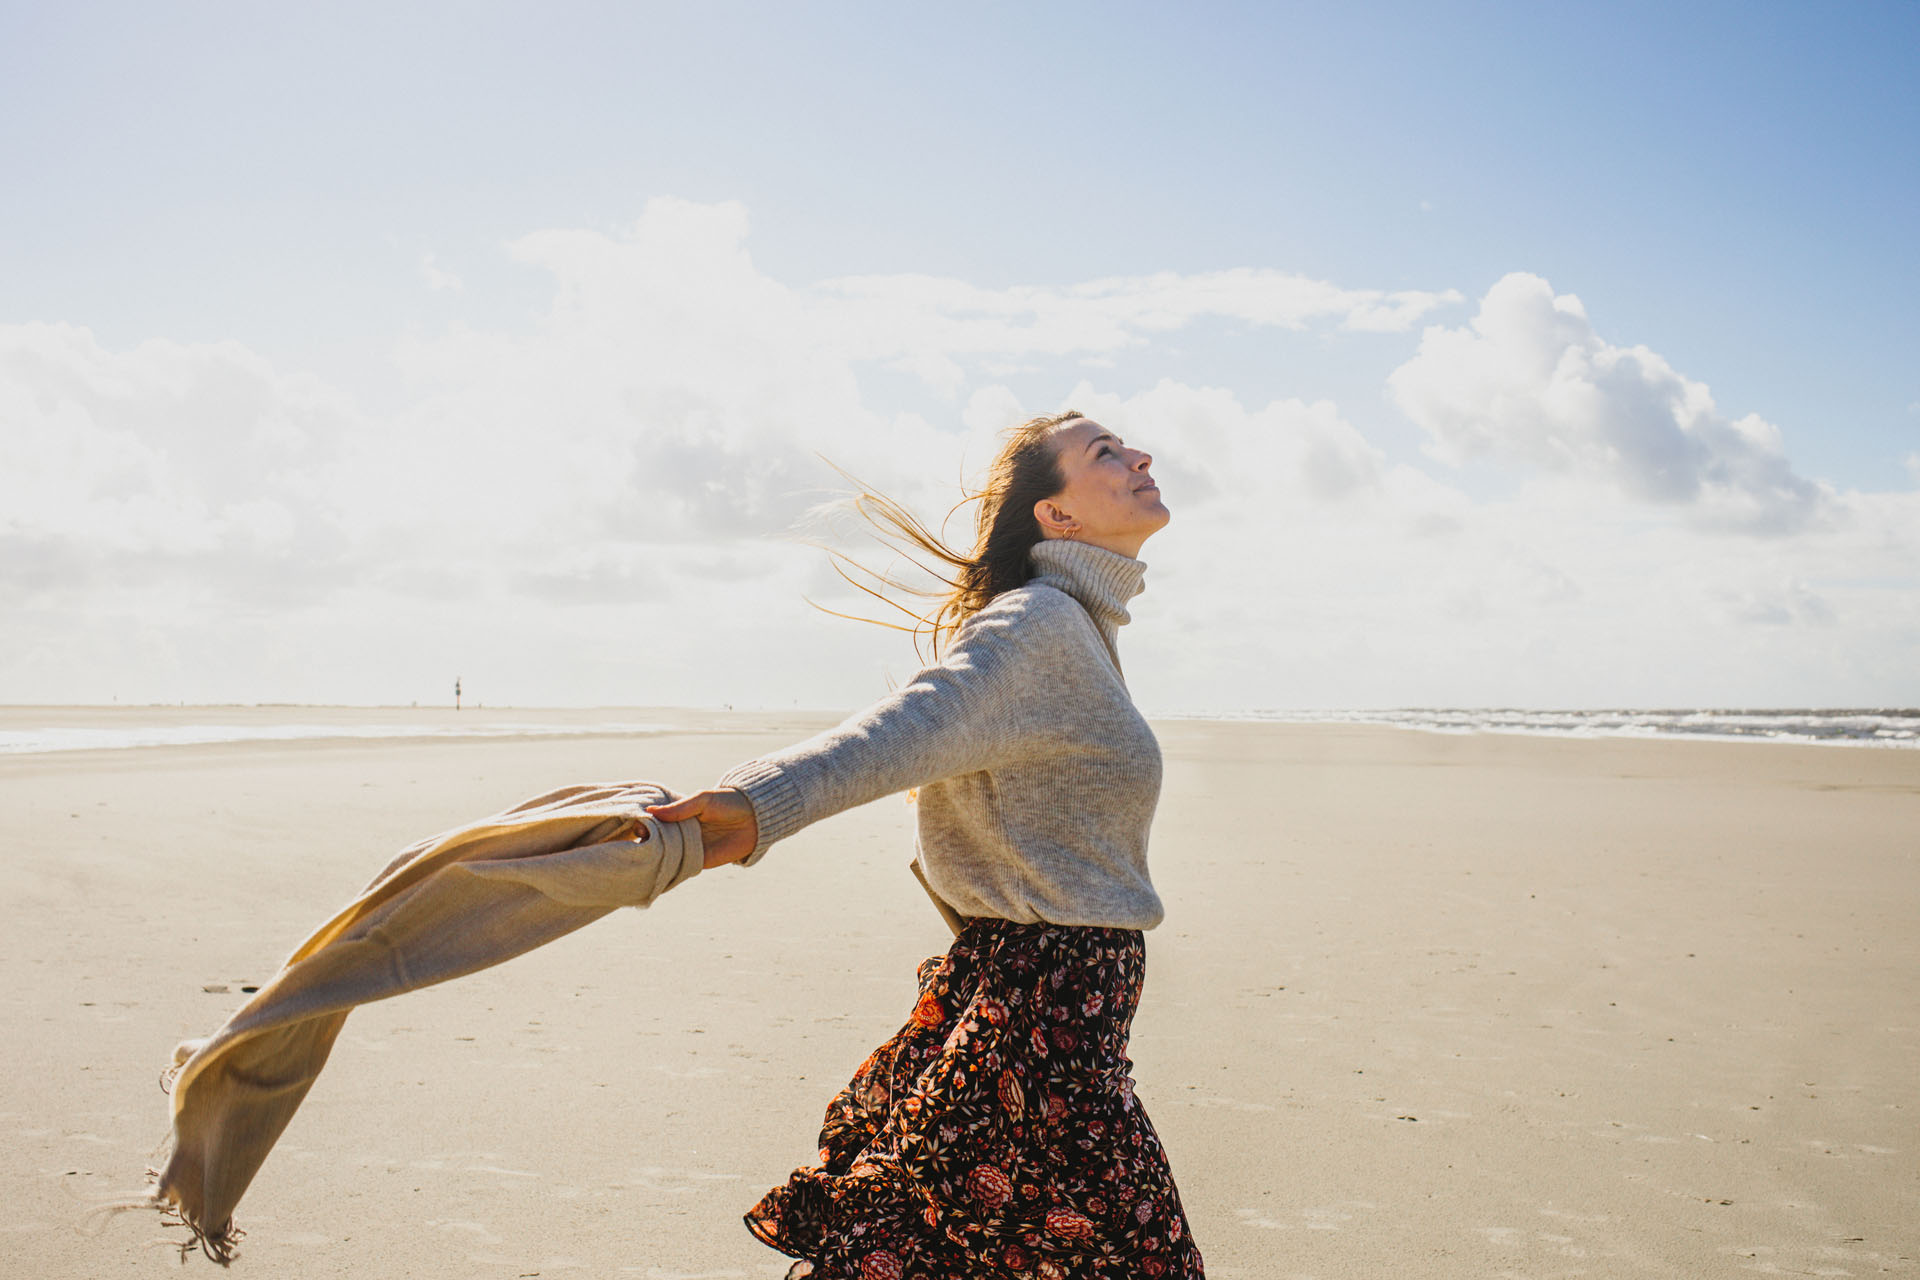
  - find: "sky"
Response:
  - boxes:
[3,0,1917,712]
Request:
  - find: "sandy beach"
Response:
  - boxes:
[4,709,1915,1278]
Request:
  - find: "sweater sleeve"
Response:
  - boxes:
[716,588,1081,864]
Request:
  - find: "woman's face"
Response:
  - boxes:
[1036,418,1169,558]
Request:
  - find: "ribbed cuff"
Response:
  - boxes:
[715,758,807,866]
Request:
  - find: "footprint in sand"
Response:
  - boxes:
[463,1252,589,1270]
[1301,1202,1373,1231]
[652,1063,726,1079]
[1180,1093,1276,1112]
[462,1163,541,1178]
[470,1254,588,1271]
[624,1166,743,1194]
[1538,1206,1611,1224]
[1535,1231,1589,1258]
[1235,1202,1375,1231]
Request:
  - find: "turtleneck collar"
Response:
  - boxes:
[1028,539,1148,642]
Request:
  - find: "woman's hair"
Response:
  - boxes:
[823,410,1083,657]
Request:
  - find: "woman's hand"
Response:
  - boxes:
[646,788,760,870]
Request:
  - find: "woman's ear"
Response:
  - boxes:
[1033,498,1078,539]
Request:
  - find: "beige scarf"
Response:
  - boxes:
[148,781,703,1263]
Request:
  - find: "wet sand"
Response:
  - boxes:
[4,711,1915,1277]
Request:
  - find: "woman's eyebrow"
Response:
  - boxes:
[1085,433,1120,452]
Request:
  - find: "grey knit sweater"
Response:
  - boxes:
[718,538,1165,929]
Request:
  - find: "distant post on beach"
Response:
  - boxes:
[454,677,462,711]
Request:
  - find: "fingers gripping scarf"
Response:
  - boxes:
[147,781,704,1263]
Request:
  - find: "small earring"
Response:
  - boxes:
[1062,525,1079,541]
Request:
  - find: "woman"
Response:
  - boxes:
[647,410,1204,1279]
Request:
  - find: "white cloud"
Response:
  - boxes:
[1722,580,1836,628]
[815,267,1461,378]
[419,252,462,292]
[3,204,1915,709]
[1007,371,1920,712]
[1388,273,1829,535]
[0,322,357,599]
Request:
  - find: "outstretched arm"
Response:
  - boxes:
[651,587,1094,868]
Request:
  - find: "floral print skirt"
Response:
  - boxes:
[745,917,1204,1279]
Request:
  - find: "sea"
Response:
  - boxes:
[0,707,1915,755]
[0,717,675,756]
[1205,707,1920,748]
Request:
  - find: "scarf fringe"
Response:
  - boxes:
[155,1194,244,1266]
[75,1182,243,1267]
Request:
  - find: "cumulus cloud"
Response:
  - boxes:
[4,202,1914,708]
[375,199,1458,558]
[0,322,358,601]
[816,267,1461,376]
[1388,273,1829,535]
[1039,371,1917,712]
[389,200,962,554]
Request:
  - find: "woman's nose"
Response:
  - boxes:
[1131,448,1153,471]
